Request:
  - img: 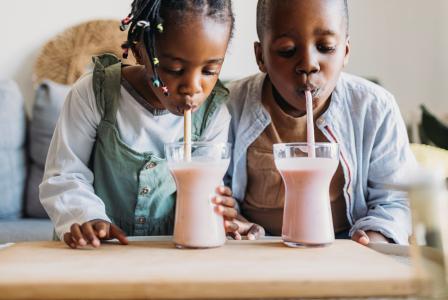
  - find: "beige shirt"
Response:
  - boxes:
[242,80,349,236]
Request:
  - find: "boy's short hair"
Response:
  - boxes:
[256,0,349,41]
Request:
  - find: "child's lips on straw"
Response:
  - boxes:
[177,104,198,114]
[297,87,320,100]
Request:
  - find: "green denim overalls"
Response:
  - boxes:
[89,54,228,236]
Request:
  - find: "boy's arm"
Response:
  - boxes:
[349,97,416,245]
[221,106,243,214]
[223,107,234,195]
[200,104,231,144]
[200,104,239,205]
[39,78,110,241]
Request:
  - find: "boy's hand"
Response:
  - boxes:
[352,230,391,245]
[212,186,239,234]
[211,186,265,240]
[234,215,265,240]
[63,219,128,249]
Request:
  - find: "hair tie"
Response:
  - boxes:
[120,23,129,31]
[121,42,130,59]
[122,16,132,25]
[152,78,161,87]
[137,20,150,28]
[161,86,169,96]
[120,15,133,31]
[122,48,129,59]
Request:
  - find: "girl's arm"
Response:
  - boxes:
[39,75,110,241]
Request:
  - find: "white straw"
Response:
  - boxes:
[184,109,192,161]
[305,90,316,158]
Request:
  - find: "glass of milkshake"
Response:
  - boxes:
[274,142,339,247]
[165,142,231,249]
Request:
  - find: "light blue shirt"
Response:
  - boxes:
[225,72,416,244]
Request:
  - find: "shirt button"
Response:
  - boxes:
[137,217,146,224]
[140,187,151,195]
[145,162,157,169]
[316,118,324,126]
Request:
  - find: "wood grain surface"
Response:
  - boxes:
[0,239,420,299]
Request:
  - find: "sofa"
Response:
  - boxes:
[0,19,134,244]
[0,79,72,243]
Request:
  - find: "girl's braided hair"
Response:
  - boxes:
[120,0,234,96]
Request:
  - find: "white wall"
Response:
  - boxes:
[0,0,130,115]
[1,0,447,121]
[346,0,448,121]
[220,0,259,81]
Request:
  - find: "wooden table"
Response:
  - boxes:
[0,237,421,300]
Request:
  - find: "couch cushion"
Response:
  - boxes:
[26,164,46,217]
[0,219,53,243]
[25,80,71,218]
[0,80,26,219]
[410,143,448,178]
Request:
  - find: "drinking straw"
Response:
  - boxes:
[305,90,316,158]
[184,109,192,161]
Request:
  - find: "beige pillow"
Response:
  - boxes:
[33,19,135,86]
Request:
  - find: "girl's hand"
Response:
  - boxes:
[63,219,128,249]
[212,186,239,235]
[351,230,391,245]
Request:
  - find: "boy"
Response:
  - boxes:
[227,0,415,245]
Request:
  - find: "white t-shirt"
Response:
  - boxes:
[40,74,230,240]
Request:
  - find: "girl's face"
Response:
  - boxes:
[255,0,350,117]
[138,15,231,116]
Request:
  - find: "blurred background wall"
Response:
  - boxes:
[0,0,447,121]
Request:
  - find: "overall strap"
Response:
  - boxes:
[92,54,122,124]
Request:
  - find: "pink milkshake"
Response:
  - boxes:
[274,143,339,247]
[165,142,231,249]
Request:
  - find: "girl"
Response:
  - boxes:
[40,0,238,249]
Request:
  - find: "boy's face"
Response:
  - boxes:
[137,15,231,116]
[255,0,350,115]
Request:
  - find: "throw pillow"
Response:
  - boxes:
[0,80,26,219]
[25,80,71,218]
